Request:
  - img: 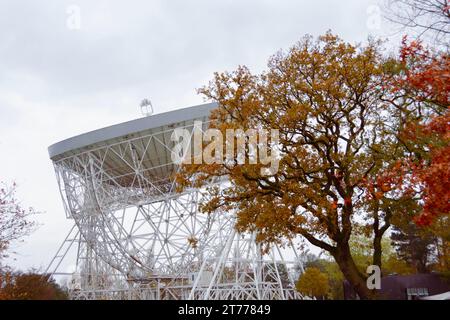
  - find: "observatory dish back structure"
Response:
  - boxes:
[47,103,304,300]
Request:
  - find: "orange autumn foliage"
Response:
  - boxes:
[388,38,449,225]
[393,36,449,107]
[404,112,450,225]
[0,270,68,300]
[177,33,405,299]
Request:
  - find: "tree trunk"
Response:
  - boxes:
[373,233,382,271]
[333,244,375,300]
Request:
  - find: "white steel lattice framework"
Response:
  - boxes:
[46,103,304,300]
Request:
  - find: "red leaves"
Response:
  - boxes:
[399,37,423,61]
[412,142,450,226]
[394,37,450,107]
[402,109,450,226]
[363,162,406,202]
[377,112,450,226]
[386,38,450,225]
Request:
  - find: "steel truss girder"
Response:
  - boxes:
[49,122,304,300]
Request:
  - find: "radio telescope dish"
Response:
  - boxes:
[46,102,304,300]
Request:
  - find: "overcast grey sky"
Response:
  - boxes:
[0,0,398,272]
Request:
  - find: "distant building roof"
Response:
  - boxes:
[344,273,450,300]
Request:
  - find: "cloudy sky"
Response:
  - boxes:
[0,0,399,272]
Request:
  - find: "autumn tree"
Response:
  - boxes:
[0,181,37,260]
[0,270,68,300]
[296,267,329,299]
[176,33,414,299]
[428,216,450,273]
[382,38,449,226]
[391,222,436,273]
[300,253,345,299]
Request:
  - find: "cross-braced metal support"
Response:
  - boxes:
[48,115,304,300]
